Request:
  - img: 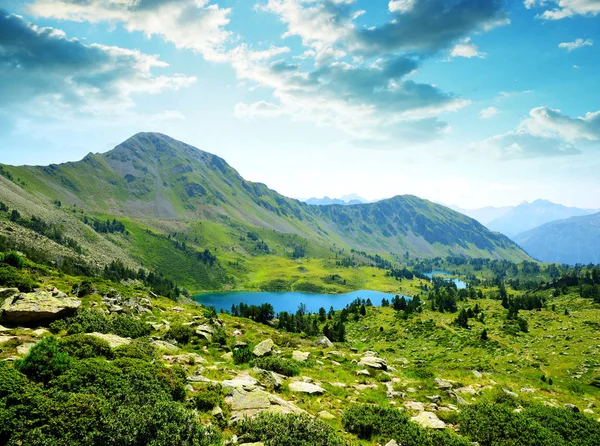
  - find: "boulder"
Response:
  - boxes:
[564,404,580,413]
[316,335,334,348]
[292,350,310,362]
[0,290,80,324]
[151,340,178,352]
[405,401,425,412]
[255,368,286,389]
[385,441,399,446]
[253,339,274,357]
[0,288,19,301]
[226,388,305,423]
[222,372,260,391]
[17,342,36,356]
[434,378,453,390]
[359,356,387,370]
[288,381,326,394]
[410,411,446,429]
[318,410,336,420]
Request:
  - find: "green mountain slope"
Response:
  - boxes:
[514,212,600,265]
[0,132,529,291]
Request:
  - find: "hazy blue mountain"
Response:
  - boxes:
[487,199,598,238]
[514,212,600,265]
[304,195,369,206]
[452,205,514,226]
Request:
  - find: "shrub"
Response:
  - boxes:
[165,323,194,345]
[14,336,72,385]
[3,251,24,269]
[211,325,227,346]
[342,404,468,446]
[252,356,300,377]
[0,265,38,291]
[194,384,225,412]
[60,334,114,360]
[110,314,151,338]
[239,413,347,446]
[67,309,110,334]
[74,280,96,297]
[48,319,66,334]
[233,345,253,364]
[114,338,157,361]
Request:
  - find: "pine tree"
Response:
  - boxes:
[480,328,488,341]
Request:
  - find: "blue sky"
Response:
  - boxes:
[0,0,599,208]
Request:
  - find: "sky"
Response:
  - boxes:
[0,0,599,209]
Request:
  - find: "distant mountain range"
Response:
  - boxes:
[486,200,599,238]
[514,212,600,265]
[304,195,371,206]
[451,205,513,226]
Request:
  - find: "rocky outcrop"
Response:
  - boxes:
[226,388,305,423]
[253,339,274,357]
[359,355,387,370]
[292,351,310,362]
[87,332,131,348]
[410,411,446,429]
[315,335,334,348]
[288,381,326,394]
[0,288,80,324]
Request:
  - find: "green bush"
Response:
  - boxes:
[114,338,157,361]
[233,345,253,364]
[238,413,347,446]
[109,314,151,338]
[252,356,300,377]
[74,280,96,297]
[49,319,66,334]
[165,323,194,345]
[67,309,110,334]
[60,334,114,360]
[342,404,468,446]
[459,402,600,446]
[194,384,225,412]
[3,251,24,269]
[0,265,38,291]
[14,336,72,385]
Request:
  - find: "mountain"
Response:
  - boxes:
[487,199,598,238]
[304,195,368,206]
[0,132,529,291]
[513,212,600,265]
[452,205,513,226]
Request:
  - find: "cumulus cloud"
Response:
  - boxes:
[234,101,284,119]
[477,106,600,159]
[525,0,600,19]
[388,0,417,13]
[558,38,593,51]
[357,0,509,54]
[450,38,486,58]
[0,10,195,116]
[480,107,499,119]
[28,0,231,60]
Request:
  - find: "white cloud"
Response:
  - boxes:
[0,12,195,117]
[450,38,486,59]
[525,0,600,19]
[476,106,600,159]
[28,0,232,61]
[234,101,284,119]
[480,107,499,119]
[388,0,416,13]
[558,38,593,51]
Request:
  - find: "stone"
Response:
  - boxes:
[356,369,370,376]
[162,353,206,365]
[427,395,442,404]
[0,335,17,344]
[292,350,310,362]
[472,370,483,379]
[151,340,178,352]
[359,356,387,370]
[0,325,10,332]
[253,339,274,357]
[32,328,49,337]
[239,443,264,446]
[316,335,334,348]
[172,306,185,312]
[255,368,286,389]
[410,411,446,429]
[196,324,213,341]
[17,343,35,356]
[520,387,536,393]
[385,441,399,446]
[0,288,19,301]
[564,403,580,413]
[221,352,234,362]
[226,388,305,423]
[222,372,260,390]
[318,410,336,420]
[502,388,519,398]
[88,332,131,348]
[405,401,425,412]
[288,381,325,394]
[455,385,478,395]
[434,378,453,390]
[211,406,224,420]
[0,290,81,324]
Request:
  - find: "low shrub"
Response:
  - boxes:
[233,345,253,364]
[3,251,24,269]
[114,338,157,361]
[238,413,347,446]
[107,314,151,339]
[60,334,114,360]
[165,323,194,345]
[252,356,300,377]
[14,336,72,385]
[194,384,225,412]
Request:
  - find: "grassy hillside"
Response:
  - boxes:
[0,249,598,445]
[0,132,530,292]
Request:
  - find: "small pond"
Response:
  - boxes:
[423,270,467,289]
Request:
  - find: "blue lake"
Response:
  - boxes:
[193,290,406,314]
[423,270,467,289]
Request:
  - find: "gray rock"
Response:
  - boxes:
[0,290,80,323]
[564,403,580,413]
[292,350,310,362]
[151,340,178,352]
[253,339,274,357]
[288,381,325,394]
[434,378,453,390]
[88,332,131,348]
[359,356,387,370]
[316,335,334,348]
[385,441,399,446]
[410,411,446,429]
[318,410,336,420]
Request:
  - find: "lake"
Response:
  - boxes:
[193,289,406,314]
[423,270,467,289]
